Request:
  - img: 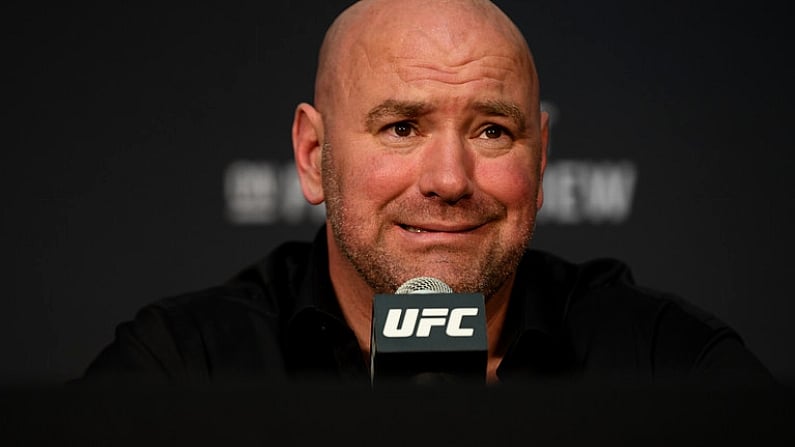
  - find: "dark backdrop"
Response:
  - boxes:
[4,0,793,386]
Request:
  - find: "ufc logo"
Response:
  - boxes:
[382,308,479,338]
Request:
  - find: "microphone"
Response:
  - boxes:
[369,277,487,386]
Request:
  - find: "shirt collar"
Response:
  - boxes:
[512,250,578,335]
[284,226,349,331]
[293,227,344,318]
[282,226,365,377]
[496,250,580,379]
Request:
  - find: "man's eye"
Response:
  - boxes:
[482,126,505,139]
[391,122,414,137]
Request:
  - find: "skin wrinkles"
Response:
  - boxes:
[395,55,522,87]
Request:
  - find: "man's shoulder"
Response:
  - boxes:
[139,239,316,328]
[520,250,759,381]
[561,253,728,336]
[523,249,722,330]
[81,240,317,383]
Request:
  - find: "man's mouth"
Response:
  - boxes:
[400,224,430,233]
[398,223,482,233]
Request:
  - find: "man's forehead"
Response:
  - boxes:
[316,0,538,114]
[357,19,523,65]
[342,25,533,92]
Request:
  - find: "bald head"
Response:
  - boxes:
[314,0,540,119]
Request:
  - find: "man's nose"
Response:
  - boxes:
[417,131,475,204]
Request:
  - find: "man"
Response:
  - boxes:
[82,0,774,386]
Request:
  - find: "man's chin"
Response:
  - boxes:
[393,266,487,294]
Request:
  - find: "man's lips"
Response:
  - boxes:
[398,222,485,233]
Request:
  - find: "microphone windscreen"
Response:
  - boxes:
[395,277,454,294]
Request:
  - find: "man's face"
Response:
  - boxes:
[319,16,548,298]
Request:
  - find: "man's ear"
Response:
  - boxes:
[292,102,325,205]
[536,110,550,210]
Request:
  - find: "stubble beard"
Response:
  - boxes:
[321,142,535,298]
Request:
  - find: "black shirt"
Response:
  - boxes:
[82,227,775,386]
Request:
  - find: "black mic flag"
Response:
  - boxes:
[370,277,487,386]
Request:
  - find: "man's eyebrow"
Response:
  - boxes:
[473,101,528,133]
[365,100,430,129]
